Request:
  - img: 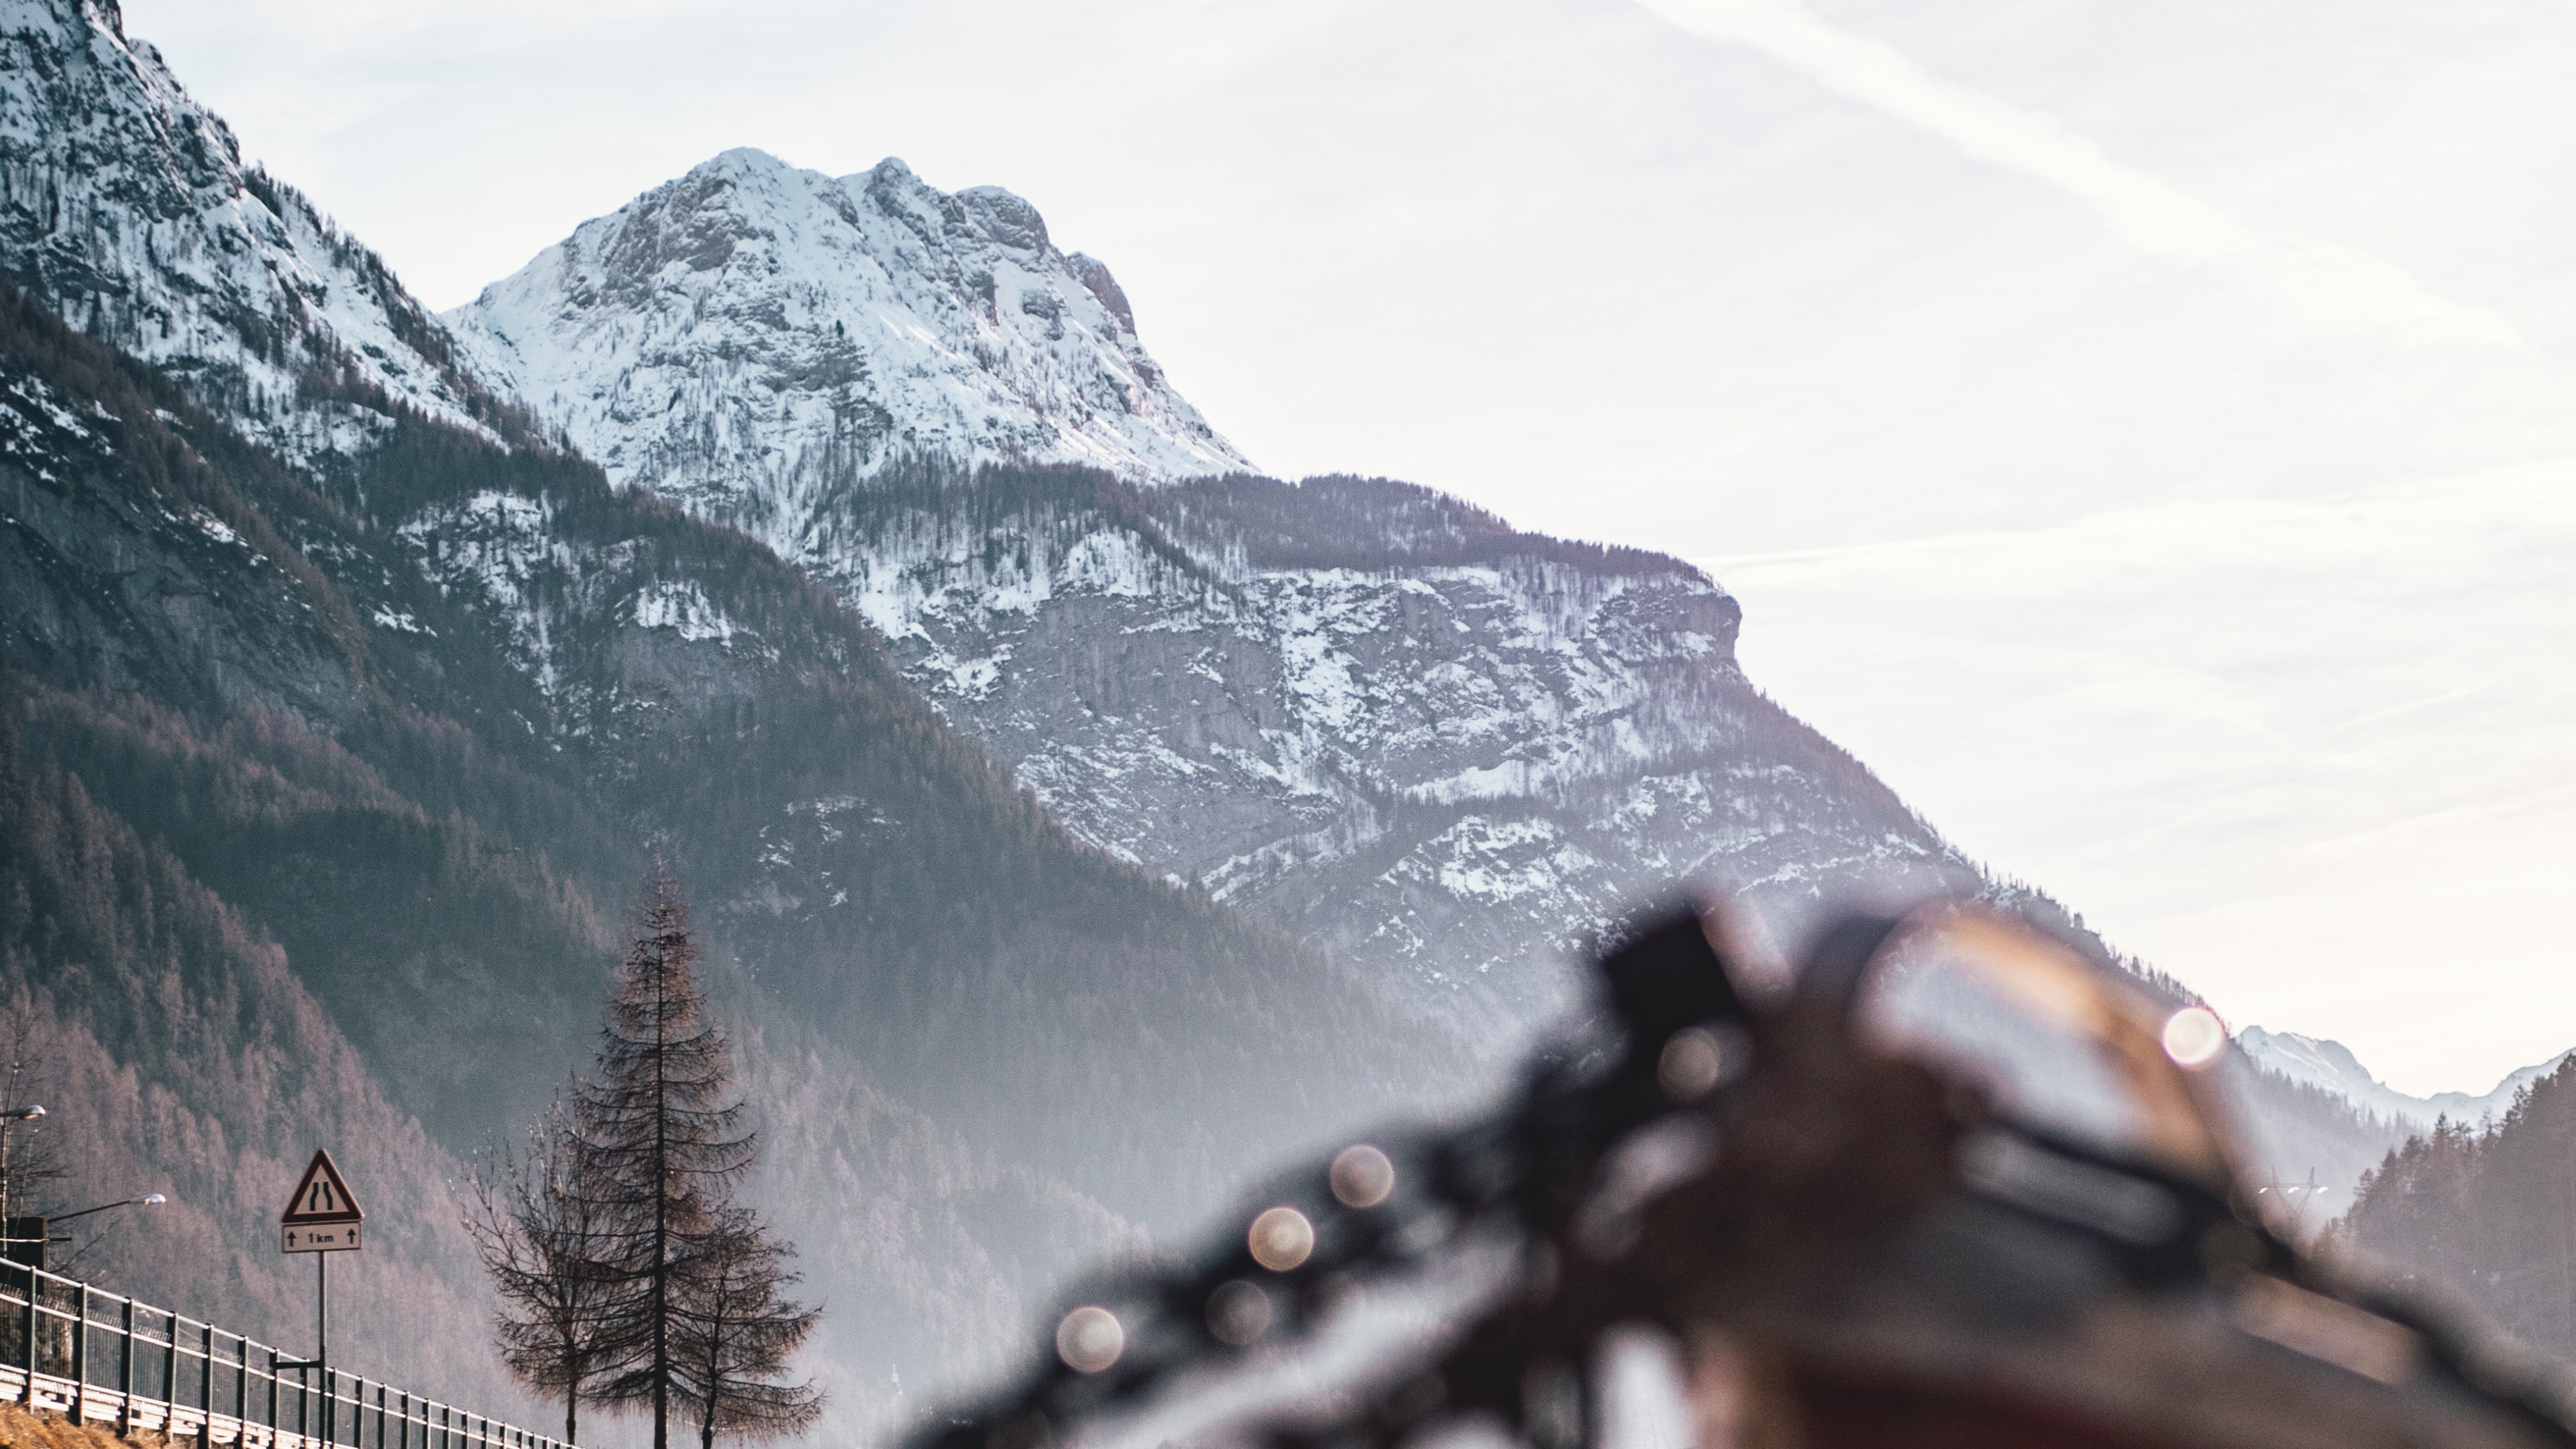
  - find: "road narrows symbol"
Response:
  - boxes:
[280,1148,364,1255]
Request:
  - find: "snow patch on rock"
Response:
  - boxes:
[633,580,743,643]
[0,0,500,472]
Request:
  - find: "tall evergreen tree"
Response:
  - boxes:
[674,1208,822,1449]
[464,1104,623,1444]
[577,868,757,1449]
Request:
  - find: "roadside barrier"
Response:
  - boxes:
[0,1260,572,1449]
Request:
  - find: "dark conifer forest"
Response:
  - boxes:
[2333,1061,2576,1358]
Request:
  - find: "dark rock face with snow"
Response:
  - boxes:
[455,156,1968,1030]
[0,5,1451,1433]
[791,464,1966,1028]
[0,266,1450,1437]
[0,0,504,467]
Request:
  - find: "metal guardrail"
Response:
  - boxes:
[1,1260,574,1449]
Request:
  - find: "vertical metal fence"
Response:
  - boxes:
[0,1260,573,1449]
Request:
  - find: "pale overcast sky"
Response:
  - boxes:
[124,0,2576,1095]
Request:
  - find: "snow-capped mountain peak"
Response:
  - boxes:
[448,147,1252,540]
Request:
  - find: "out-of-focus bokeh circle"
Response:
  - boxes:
[1248,1205,1314,1271]
[2162,1006,2228,1070]
[1055,1305,1124,1373]
[1330,1144,1395,1208]
[1658,1026,1727,1101]
[1205,1279,1273,1345]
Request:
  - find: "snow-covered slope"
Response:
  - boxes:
[2239,1026,2570,1130]
[449,147,1250,529]
[0,0,500,470]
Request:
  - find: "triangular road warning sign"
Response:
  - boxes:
[280,1148,364,1224]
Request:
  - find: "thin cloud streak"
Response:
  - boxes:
[1634,0,2528,350]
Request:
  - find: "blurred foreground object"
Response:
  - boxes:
[920,902,2576,1449]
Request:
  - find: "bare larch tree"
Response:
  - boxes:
[674,1207,822,1449]
[464,1103,625,1443]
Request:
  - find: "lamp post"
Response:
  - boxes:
[6,1194,169,1271]
[0,1104,44,1226]
[50,1194,168,1224]
[0,1104,46,1267]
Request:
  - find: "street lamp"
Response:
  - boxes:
[51,1194,168,1223]
[4,1193,163,1273]
[0,1104,45,1224]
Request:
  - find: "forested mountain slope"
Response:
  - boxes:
[0,6,1472,1433]
[0,278,1464,1436]
[0,710,535,1423]
[2331,1059,2576,1361]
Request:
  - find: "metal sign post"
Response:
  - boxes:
[278,1148,365,1442]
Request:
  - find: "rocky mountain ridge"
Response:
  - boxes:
[0,262,1460,1440]
[0,0,2461,1432]
[0,6,1460,1432]
[0,0,1983,1034]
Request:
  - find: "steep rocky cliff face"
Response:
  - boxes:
[782,462,1964,1030]
[453,159,1970,1032]
[0,0,509,470]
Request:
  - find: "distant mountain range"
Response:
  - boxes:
[0,0,2490,1439]
[2239,1028,2571,1132]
